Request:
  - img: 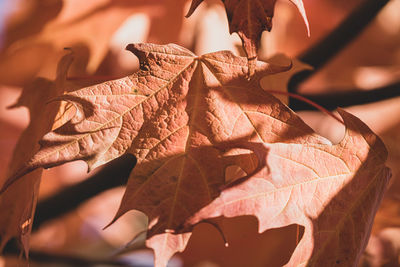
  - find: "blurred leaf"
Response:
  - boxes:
[0,49,101,257]
[0,51,74,255]
[0,0,166,86]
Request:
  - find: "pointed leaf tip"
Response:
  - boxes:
[290,0,310,36]
[185,0,203,18]
[125,43,135,53]
[337,108,388,161]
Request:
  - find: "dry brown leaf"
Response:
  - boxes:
[186,0,309,76]
[0,50,98,256]
[2,43,295,264]
[3,43,294,189]
[187,110,390,266]
[298,98,400,237]
[1,44,390,267]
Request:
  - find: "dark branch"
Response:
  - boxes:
[288,0,391,92]
[33,154,136,231]
[289,81,400,111]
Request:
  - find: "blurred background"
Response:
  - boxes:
[0,0,399,266]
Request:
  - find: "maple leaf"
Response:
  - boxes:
[186,0,309,76]
[2,43,389,267]
[113,111,390,266]
[186,110,391,266]
[2,43,296,190]
[1,43,307,262]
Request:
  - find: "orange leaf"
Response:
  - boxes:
[2,43,293,263]
[2,44,390,267]
[4,43,294,189]
[188,110,390,266]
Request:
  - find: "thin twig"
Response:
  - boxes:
[288,0,391,92]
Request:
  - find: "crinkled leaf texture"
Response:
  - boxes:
[3,43,294,191]
[3,43,390,267]
[189,110,391,266]
[187,0,309,76]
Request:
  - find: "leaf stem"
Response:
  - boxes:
[196,220,229,248]
[265,90,344,124]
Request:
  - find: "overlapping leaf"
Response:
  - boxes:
[1,44,390,267]
[114,99,390,266]
[186,0,309,76]
[3,43,302,190]
[2,43,311,263]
